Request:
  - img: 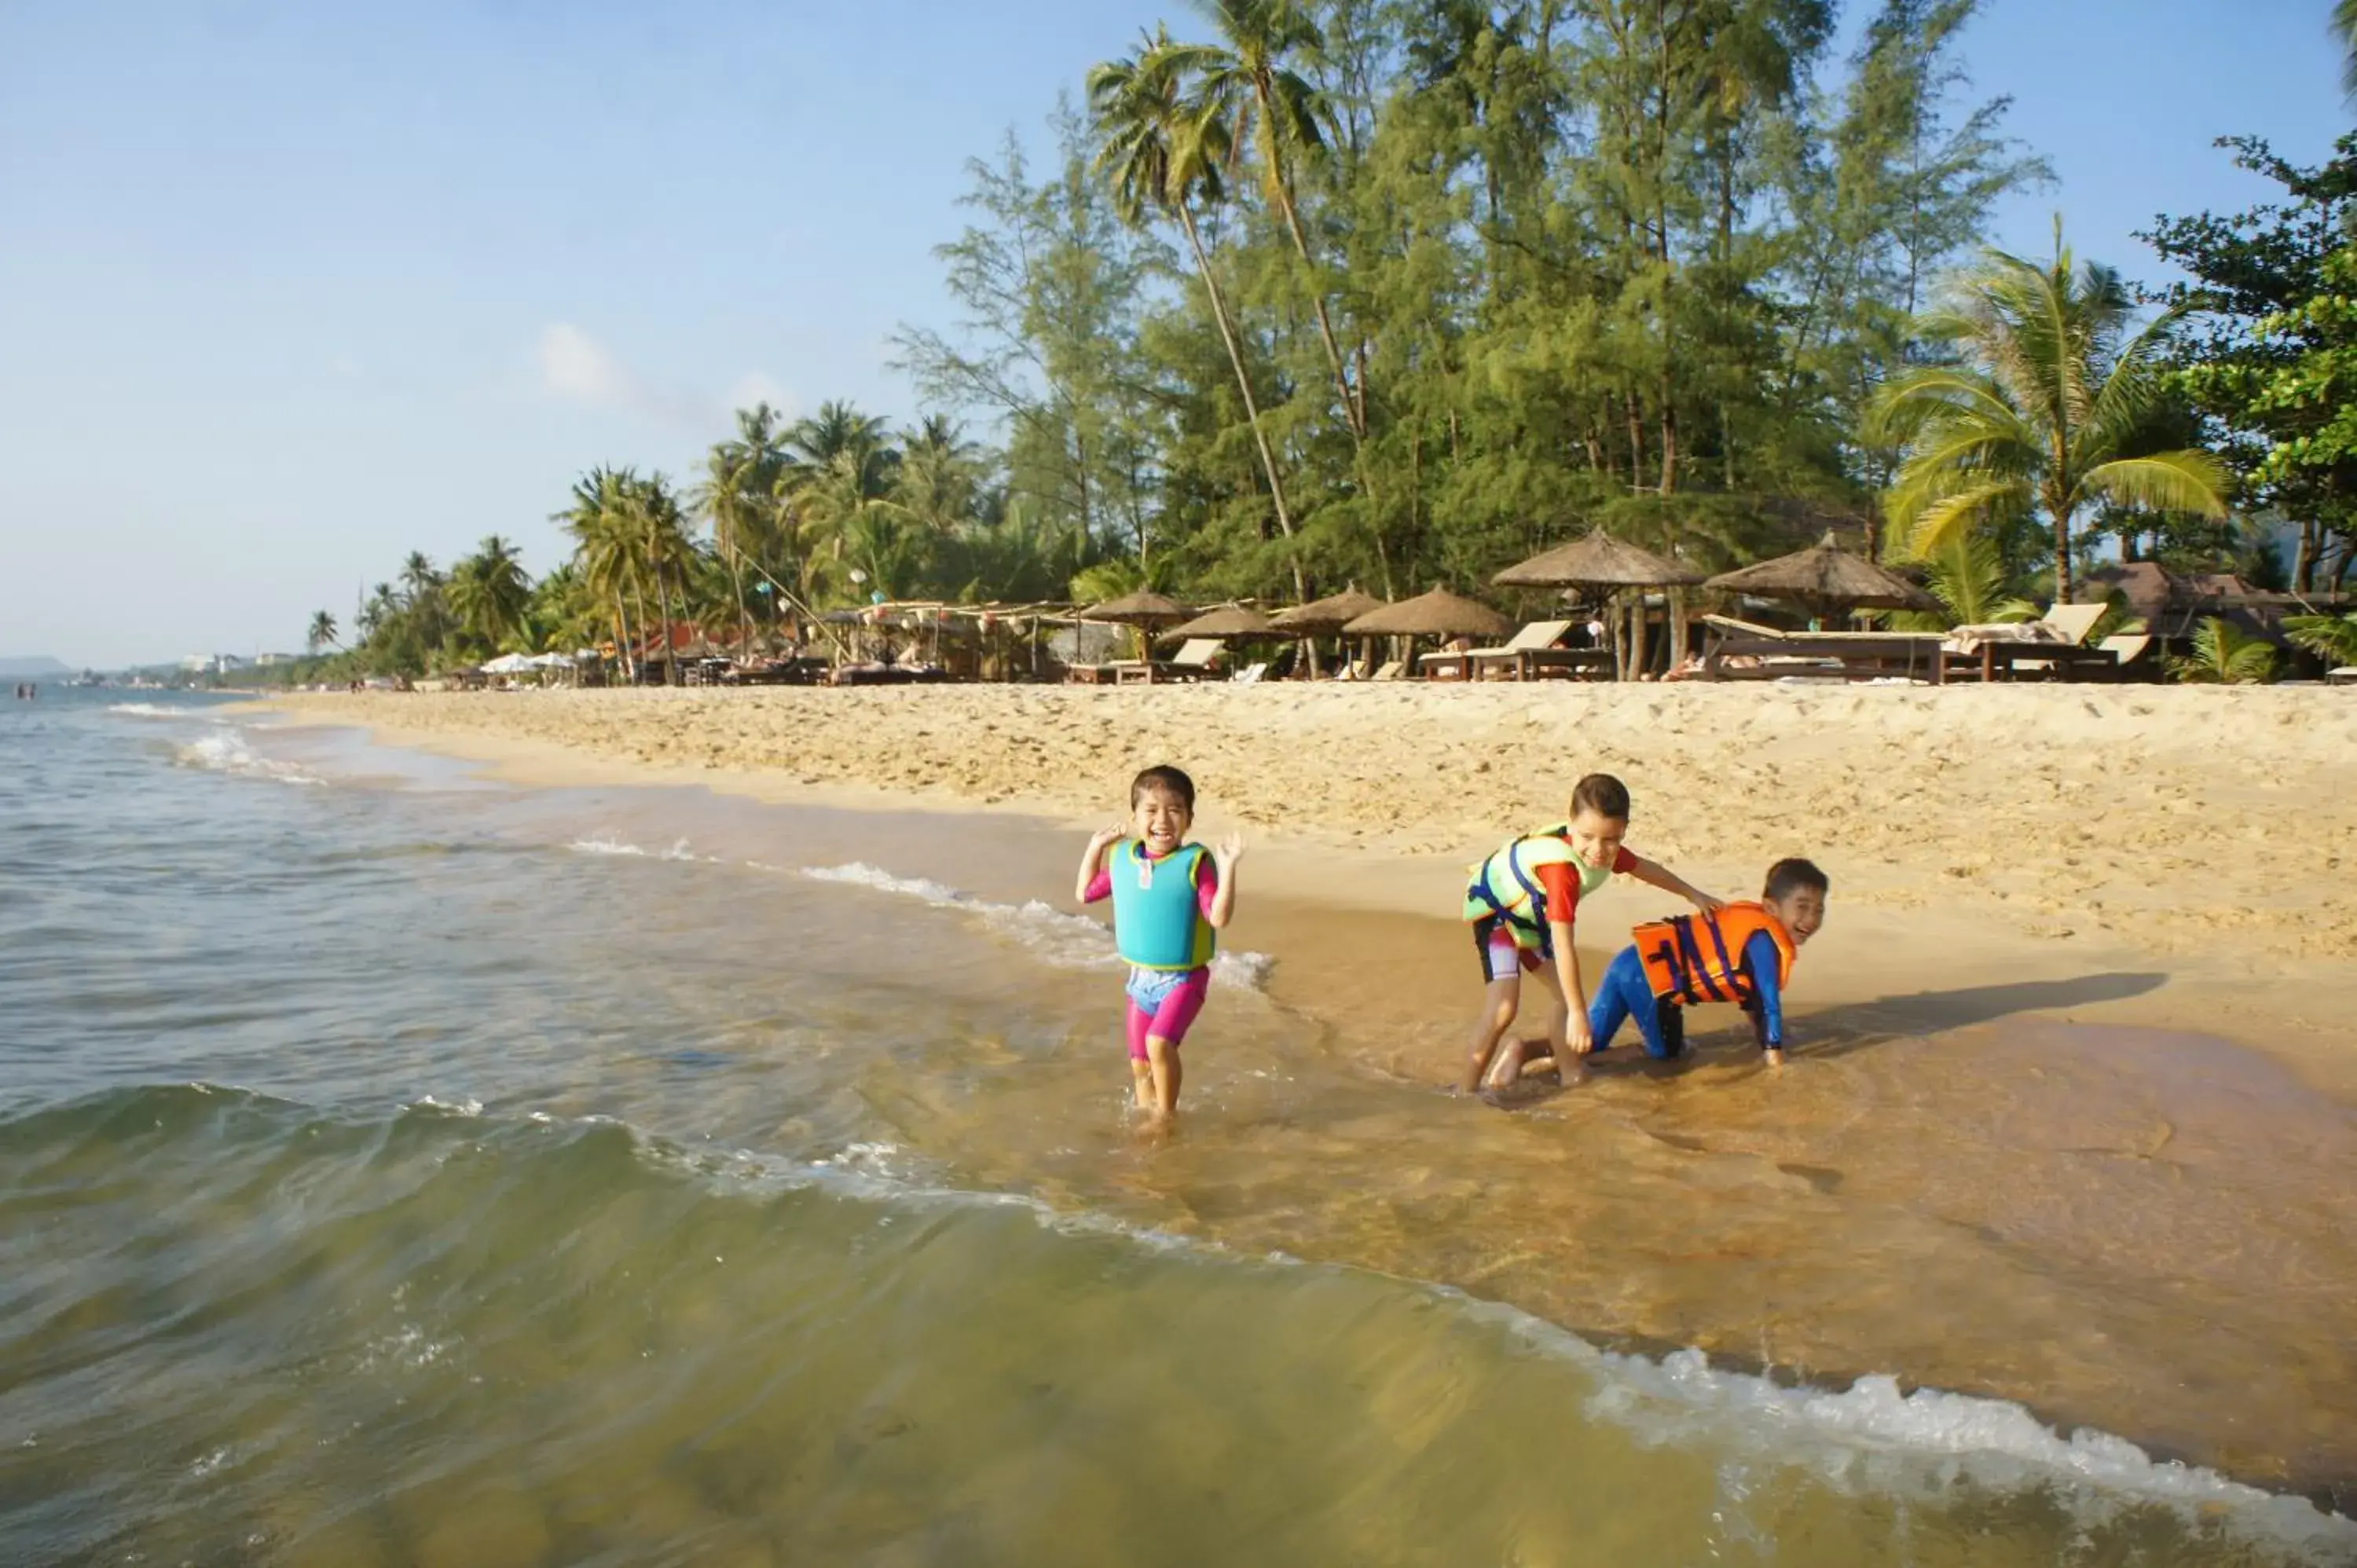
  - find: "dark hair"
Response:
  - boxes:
[1131,765,1197,811]
[1569,772,1631,822]
[1764,858,1829,903]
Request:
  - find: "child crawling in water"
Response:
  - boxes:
[1583,856,1828,1066]
[1075,765,1242,1123]
[1461,772,1720,1094]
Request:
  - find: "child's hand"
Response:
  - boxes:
[1213,833,1245,867]
[1690,890,1725,913]
[1565,1017,1595,1057]
[1088,822,1127,851]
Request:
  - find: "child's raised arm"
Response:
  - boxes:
[1626,854,1721,913]
[1204,834,1244,929]
[1075,824,1126,903]
[1549,917,1594,1057]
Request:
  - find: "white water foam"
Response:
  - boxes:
[108,702,192,720]
[174,728,323,786]
[568,835,708,863]
[799,860,1275,991]
[565,1105,2354,1559]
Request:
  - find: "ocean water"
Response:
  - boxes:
[2,688,2353,1566]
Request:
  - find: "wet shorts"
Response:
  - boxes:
[1473,914,1549,983]
[1124,965,1211,1061]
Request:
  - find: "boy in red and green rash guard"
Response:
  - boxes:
[1458,773,1721,1094]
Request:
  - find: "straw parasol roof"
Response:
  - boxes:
[1343,584,1512,639]
[1080,590,1193,625]
[1270,587,1388,635]
[1493,531,1704,590]
[1704,531,1937,613]
[1162,604,1277,641]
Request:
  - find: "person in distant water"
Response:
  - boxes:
[1460,773,1721,1094]
[1075,765,1242,1125]
[1587,858,1829,1068]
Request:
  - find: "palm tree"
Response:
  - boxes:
[306,610,341,655]
[693,438,767,656]
[2168,617,2278,684]
[2337,0,2357,100]
[628,475,696,683]
[557,466,648,680]
[1163,0,1363,440]
[1091,28,1307,600]
[1888,535,2038,631]
[1874,234,2233,605]
[448,535,532,653]
[2285,608,2357,666]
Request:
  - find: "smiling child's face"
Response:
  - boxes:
[1565,807,1628,872]
[1771,886,1827,945]
[1131,787,1193,857]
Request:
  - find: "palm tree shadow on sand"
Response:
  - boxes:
[1483,972,2171,1105]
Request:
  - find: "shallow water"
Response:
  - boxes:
[1,689,2352,1566]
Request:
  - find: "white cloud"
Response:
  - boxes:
[538,322,636,409]
[724,371,797,420]
[535,324,797,430]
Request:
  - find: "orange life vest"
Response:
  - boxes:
[1632,901,1796,1008]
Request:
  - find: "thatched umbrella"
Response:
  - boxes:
[1080,590,1193,627]
[1492,532,1703,591]
[1162,603,1277,641]
[1344,586,1510,676]
[1270,586,1388,633]
[1495,532,1706,678]
[1704,530,1937,619]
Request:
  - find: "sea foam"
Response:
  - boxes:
[174,728,322,786]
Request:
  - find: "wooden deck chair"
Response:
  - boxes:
[1370,659,1406,681]
[2043,603,2110,646]
[2330,667,2357,686]
[2099,633,2152,668]
[1230,662,1268,684]
[1168,638,1225,676]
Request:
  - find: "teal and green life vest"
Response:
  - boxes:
[1109,840,1217,972]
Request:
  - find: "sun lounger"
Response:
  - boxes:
[1326,659,1370,682]
[1230,662,1267,684]
[1370,660,1406,681]
[2099,634,2155,680]
[1418,620,1575,681]
[2043,603,2110,646]
[2330,666,2357,686]
[1104,637,1225,685]
[1699,615,1948,684]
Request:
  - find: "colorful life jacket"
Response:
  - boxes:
[1461,826,1616,932]
[1632,901,1796,1007]
[1109,841,1217,972]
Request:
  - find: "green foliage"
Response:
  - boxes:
[1887,533,2034,629]
[2143,135,2357,594]
[2167,617,2278,685]
[1874,233,2230,603]
[2284,610,2357,666]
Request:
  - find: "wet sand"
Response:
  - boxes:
[253,687,2357,1504]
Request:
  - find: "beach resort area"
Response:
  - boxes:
[16,1,2357,1565]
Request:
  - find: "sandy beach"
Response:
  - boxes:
[269,682,2357,1083]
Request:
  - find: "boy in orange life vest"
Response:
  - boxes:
[1587,858,1827,1067]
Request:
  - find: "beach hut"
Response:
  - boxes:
[1343,585,1511,677]
[1494,531,1704,679]
[1703,531,1937,621]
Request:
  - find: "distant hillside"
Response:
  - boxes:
[0,656,69,678]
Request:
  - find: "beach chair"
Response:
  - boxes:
[2099,634,2154,680]
[1168,639,1225,679]
[2328,666,2356,687]
[1416,619,1572,680]
[1369,660,1406,681]
[1700,614,1948,684]
[2043,603,2110,646]
[1230,662,1267,685]
[1326,659,1370,681]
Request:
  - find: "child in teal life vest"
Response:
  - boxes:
[1460,772,1721,1094]
[1075,765,1242,1123]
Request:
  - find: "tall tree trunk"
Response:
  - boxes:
[2053,499,2077,607]
[1177,203,1306,601]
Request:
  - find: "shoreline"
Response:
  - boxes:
[254,685,2357,1094]
[233,688,2357,1499]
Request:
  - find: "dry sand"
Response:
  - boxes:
[266,682,2357,1086]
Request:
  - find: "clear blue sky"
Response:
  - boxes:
[0,0,2346,668]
